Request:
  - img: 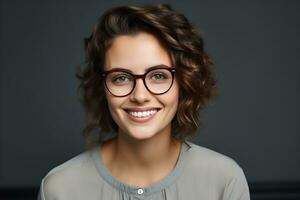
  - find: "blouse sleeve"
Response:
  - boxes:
[222,164,251,200]
[37,178,45,200]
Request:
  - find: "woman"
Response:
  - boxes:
[38,3,250,200]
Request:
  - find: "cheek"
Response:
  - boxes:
[162,80,180,109]
[171,79,180,101]
[105,91,118,112]
[105,91,126,117]
[105,96,122,126]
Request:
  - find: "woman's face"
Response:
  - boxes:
[104,32,179,141]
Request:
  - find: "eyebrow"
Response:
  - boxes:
[105,64,171,73]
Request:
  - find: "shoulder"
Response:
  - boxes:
[183,140,248,185]
[181,141,250,199]
[38,148,98,199]
[185,141,243,171]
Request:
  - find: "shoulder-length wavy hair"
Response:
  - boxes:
[76,3,218,149]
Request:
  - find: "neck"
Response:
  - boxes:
[116,128,179,168]
[103,126,181,187]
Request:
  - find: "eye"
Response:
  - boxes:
[112,75,131,83]
[151,73,167,80]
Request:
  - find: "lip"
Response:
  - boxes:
[124,107,162,112]
[124,108,161,123]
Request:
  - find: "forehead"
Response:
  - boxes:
[104,32,172,72]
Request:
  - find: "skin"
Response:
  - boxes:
[101,32,181,187]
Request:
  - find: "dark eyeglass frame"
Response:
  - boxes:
[100,65,176,97]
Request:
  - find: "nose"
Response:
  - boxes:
[129,78,151,103]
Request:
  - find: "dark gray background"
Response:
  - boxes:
[1,0,299,187]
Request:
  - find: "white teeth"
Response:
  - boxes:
[128,109,158,118]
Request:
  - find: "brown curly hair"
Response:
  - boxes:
[76,3,218,149]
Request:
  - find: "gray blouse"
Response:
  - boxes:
[37,140,251,200]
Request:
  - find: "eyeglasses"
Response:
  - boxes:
[100,65,176,97]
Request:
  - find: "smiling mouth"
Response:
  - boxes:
[124,108,161,122]
[126,109,158,117]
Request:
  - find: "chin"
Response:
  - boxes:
[127,126,159,140]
